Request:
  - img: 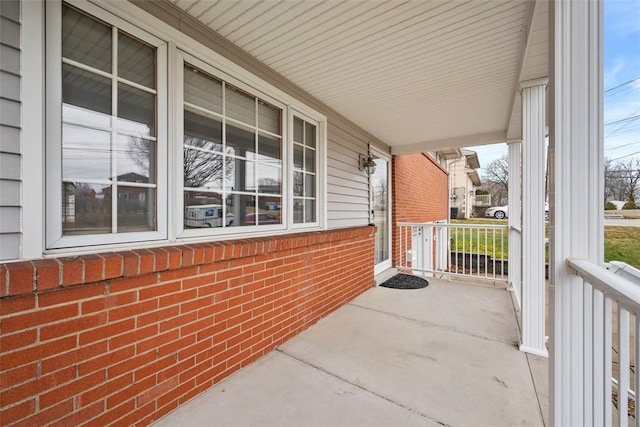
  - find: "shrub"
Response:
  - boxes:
[605,201,617,210]
[622,200,638,210]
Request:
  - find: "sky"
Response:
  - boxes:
[468,0,640,177]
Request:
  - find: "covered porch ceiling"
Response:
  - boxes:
[170,0,549,154]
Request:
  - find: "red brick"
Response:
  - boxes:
[52,400,105,427]
[157,335,196,358]
[134,354,177,382]
[109,324,157,350]
[108,273,156,293]
[85,399,135,427]
[0,329,37,353]
[39,282,104,307]
[0,336,77,371]
[41,341,107,375]
[105,376,154,410]
[158,288,197,308]
[0,363,37,390]
[7,261,34,295]
[137,329,179,354]
[102,252,123,279]
[158,266,199,282]
[166,247,182,269]
[82,254,104,283]
[82,290,136,314]
[137,305,179,327]
[135,249,156,275]
[139,280,181,301]
[182,246,195,267]
[2,303,78,334]
[0,264,6,297]
[13,399,74,427]
[79,318,134,346]
[33,259,61,291]
[40,312,107,341]
[121,251,140,277]
[60,257,83,286]
[0,293,36,316]
[0,398,35,425]
[40,370,105,409]
[109,298,157,323]
[149,247,169,271]
[78,345,135,378]
[107,351,155,380]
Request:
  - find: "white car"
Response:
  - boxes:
[485,203,549,220]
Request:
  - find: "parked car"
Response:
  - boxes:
[245,213,280,225]
[485,203,549,220]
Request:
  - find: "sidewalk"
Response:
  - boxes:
[153,278,547,427]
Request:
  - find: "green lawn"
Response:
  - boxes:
[450,219,640,268]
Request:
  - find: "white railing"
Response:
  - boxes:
[568,258,640,426]
[508,225,522,308]
[397,221,509,283]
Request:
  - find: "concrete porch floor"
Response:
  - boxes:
[153,277,548,427]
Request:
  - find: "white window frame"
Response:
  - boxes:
[45,0,168,249]
[175,50,290,239]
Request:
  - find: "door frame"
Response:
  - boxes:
[371,149,392,276]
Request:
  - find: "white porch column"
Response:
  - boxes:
[520,79,548,357]
[549,0,603,425]
[507,140,522,307]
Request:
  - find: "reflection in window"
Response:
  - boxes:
[293,117,317,224]
[183,63,283,229]
[61,3,157,235]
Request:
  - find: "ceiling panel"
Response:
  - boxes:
[174,0,548,152]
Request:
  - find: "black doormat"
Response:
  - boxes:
[379,274,429,290]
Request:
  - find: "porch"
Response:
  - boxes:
[153,277,548,427]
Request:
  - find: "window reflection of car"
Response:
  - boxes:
[245,213,280,225]
[185,205,234,227]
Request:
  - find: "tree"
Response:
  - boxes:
[605,157,640,202]
[482,154,509,206]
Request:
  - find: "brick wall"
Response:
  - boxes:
[0,227,375,426]
[392,153,449,267]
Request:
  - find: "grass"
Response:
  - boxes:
[450,219,640,269]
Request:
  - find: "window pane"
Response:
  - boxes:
[247,207,282,226]
[118,83,155,136]
[63,124,111,181]
[184,198,231,228]
[226,122,255,156]
[305,199,316,223]
[116,135,154,183]
[305,122,316,148]
[293,172,304,197]
[258,101,280,134]
[226,85,255,126]
[294,145,303,169]
[258,132,281,160]
[258,196,281,216]
[305,174,316,197]
[293,199,304,224]
[183,147,225,190]
[62,182,112,235]
[257,164,281,194]
[293,117,303,143]
[184,110,223,151]
[62,64,111,120]
[117,186,155,232]
[118,31,155,89]
[226,194,254,227]
[184,65,222,114]
[305,148,315,172]
[62,5,111,73]
[227,158,254,192]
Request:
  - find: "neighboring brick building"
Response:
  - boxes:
[392,153,449,268]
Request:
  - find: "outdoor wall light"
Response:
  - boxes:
[359,144,377,176]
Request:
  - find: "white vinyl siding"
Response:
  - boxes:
[326,123,370,228]
[0,0,21,260]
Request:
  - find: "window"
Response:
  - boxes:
[46,1,324,251]
[292,116,318,224]
[181,62,284,229]
[47,1,167,248]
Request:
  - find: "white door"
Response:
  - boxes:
[372,156,391,275]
